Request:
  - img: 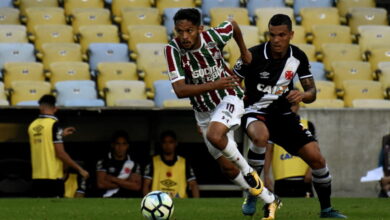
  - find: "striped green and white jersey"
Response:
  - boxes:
[164,21,244,112]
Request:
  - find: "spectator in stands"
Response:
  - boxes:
[96,130,142,197]
[28,94,89,197]
[263,103,314,197]
[379,134,390,198]
[143,130,199,198]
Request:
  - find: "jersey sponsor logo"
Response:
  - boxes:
[33,125,44,136]
[166,171,172,177]
[125,167,131,174]
[207,42,216,49]
[259,71,270,79]
[280,153,295,160]
[160,179,177,188]
[256,83,289,95]
[191,65,223,83]
[285,70,294,80]
[213,51,222,60]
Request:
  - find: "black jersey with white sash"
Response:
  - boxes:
[233,42,312,114]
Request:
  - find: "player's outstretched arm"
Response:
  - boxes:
[231,20,252,64]
[287,77,317,104]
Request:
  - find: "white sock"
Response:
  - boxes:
[258,187,275,203]
[221,138,253,174]
[232,172,250,190]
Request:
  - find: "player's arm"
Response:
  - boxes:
[231,20,252,64]
[96,171,119,189]
[263,143,274,191]
[54,143,89,179]
[287,77,316,104]
[109,173,142,191]
[142,178,152,196]
[188,180,200,198]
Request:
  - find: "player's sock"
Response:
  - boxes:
[312,166,332,210]
[222,138,253,174]
[257,187,275,203]
[232,172,250,189]
[247,143,266,175]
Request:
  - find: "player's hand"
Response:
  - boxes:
[241,49,252,64]
[79,169,90,179]
[286,90,304,104]
[63,127,76,137]
[213,76,240,90]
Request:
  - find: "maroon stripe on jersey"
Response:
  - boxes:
[165,46,176,73]
[224,65,236,96]
[217,24,233,34]
[194,95,208,112]
[203,32,223,68]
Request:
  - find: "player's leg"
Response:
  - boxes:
[246,119,269,175]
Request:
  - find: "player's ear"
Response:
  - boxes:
[290,30,294,40]
[198,25,204,32]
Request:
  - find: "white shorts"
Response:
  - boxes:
[194,95,244,159]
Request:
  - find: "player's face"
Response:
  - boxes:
[175,19,203,50]
[268,24,294,55]
[161,136,177,155]
[112,137,129,159]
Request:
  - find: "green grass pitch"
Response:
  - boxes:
[0,198,389,220]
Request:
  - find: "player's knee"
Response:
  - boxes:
[251,135,268,147]
[310,157,326,169]
[206,131,223,148]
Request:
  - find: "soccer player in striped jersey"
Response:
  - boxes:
[164,8,279,213]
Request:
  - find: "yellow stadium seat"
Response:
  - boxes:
[63,0,104,16]
[357,25,390,59]
[3,62,44,89]
[300,7,340,35]
[377,62,390,98]
[311,25,352,52]
[254,7,295,42]
[0,82,9,106]
[347,7,388,35]
[96,62,138,92]
[352,99,390,108]
[337,0,375,21]
[302,99,344,108]
[111,0,153,22]
[163,99,192,108]
[0,8,20,25]
[104,80,154,107]
[321,43,361,72]
[10,81,51,106]
[155,0,196,14]
[38,43,83,70]
[330,61,372,90]
[0,25,27,43]
[294,44,316,62]
[126,25,168,52]
[133,43,167,74]
[290,25,306,44]
[224,25,260,67]
[77,25,120,54]
[342,80,383,107]
[366,46,390,73]
[210,8,250,28]
[15,0,59,16]
[30,25,74,51]
[296,80,337,99]
[143,65,169,94]
[24,7,66,34]
[119,8,161,37]
[70,8,111,34]
[47,61,90,86]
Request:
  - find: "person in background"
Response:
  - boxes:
[379,134,390,198]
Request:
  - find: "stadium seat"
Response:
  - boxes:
[337,0,375,23]
[77,25,120,55]
[111,0,153,22]
[201,0,241,24]
[290,25,306,44]
[3,62,44,89]
[30,25,74,51]
[376,62,390,98]
[293,0,334,17]
[96,62,138,92]
[126,25,168,52]
[321,43,361,72]
[295,80,337,99]
[37,43,83,70]
[346,7,388,35]
[357,26,390,59]
[163,8,181,37]
[119,8,161,37]
[302,99,344,108]
[155,0,196,14]
[246,0,286,19]
[210,8,250,27]
[0,0,14,8]
[104,80,154,107]
[47,61,90,86]
[366,46,390,73]
[133,43,167,72]
[55,80,104,107]
[15,0,59,16]
[70,8,112,34]
[311,25,352,52]
[63,0,104,16]
[330,61,372,90]
[88,43,130,73]
[295,44,316,62]
[0,25,27,43]
[341,80,383,107]
[143,64,169,95]
[154,80,191,108]
[254,7,295,42]
[0,82,9,106]
[9,81,51,106]
[24,7,66,34]
[300,7,340,35]
[0,8,20,25]
[309,61,327,81]
[0,43,36,77]
[352,99,390,108]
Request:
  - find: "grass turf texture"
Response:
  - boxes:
[0,198,389,220]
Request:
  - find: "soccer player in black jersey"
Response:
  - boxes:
[234,14,347,219]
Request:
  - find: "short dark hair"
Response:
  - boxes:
[174,8,201,26]
[38,94,56,107]
[160,130,177,142]
[111,130,130,144]
[269,14,292,31]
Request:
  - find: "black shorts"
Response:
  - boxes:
[274,178,313,197]
[32,179,64,198]
[242,112,316,155]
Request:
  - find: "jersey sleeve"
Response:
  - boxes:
[233,58,249,79]
[143,162,153,179]
[207,21,233,50]
[52,122,63,144]
[296,50,312,80]
[165,44,185,83]
[96,159,107,172]
[185,160,196,182]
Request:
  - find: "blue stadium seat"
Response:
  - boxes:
[88,43,130,74]
[293,61,327,84]
[16,101,39,106]
[163,8,181,37]
[201,0,241,24]
[0,43,35,78]
[55,80,105,107]
[293,0,334,21]
[0,0,14,8]
[246,0,286,19]
[154,80,190,108]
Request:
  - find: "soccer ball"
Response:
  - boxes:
[141,191,174,220]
